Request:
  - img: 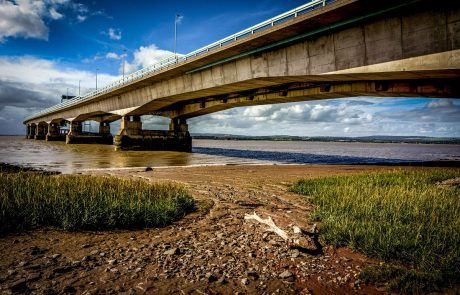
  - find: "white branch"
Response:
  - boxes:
[244,212,289,240]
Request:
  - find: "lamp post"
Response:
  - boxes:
[78,80,81,96]
[96,68,99,90]
[174,13,181,57]
[122,49,126,79]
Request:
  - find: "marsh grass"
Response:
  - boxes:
[0,173,195,234]
[290,169,460,292]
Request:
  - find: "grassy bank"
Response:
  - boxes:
[0,173,195,234]
[290,169,460,292]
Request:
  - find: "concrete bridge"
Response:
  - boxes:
[24,0,460,151]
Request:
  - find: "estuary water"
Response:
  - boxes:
[0,136,459,173]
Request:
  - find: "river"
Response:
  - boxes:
[0,136,458,173]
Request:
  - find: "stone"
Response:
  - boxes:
[51,254,61,259]
[108,259,117,265]
[205,272,217,283]
[7,269,17,276]
[164,248,180,255]
[90,250,99,256]
[279,270,293,279]
[241,278,249,285]
[27,272,41,282]
[291,249,300,258]
[99,252,106,257]
[81,244,91,249]
[10,278,27,292]
[145,167,153,172]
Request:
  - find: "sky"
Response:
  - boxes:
[0,0,459,137]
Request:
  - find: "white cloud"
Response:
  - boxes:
[76,14,86,22]
[107,28,121,40]
[0,55,120,134]
[0,0,49,41]
[105,52,120,60]
[123,44,175,74]
[49,7,63,20]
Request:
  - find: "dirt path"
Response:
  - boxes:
[0,164,404,294]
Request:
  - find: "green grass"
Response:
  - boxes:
[0,173,195,234]
[290,169,460,293]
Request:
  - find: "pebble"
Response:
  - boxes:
[279,270,293,279]
[26,272,41,282]
[164,248,180,255]
[10,278,27,292]
[51,254,61,259]
[108,259,117,265]
[241,278,249,285]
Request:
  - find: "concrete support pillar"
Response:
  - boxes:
[118,115,142,136]
[66,120,113,144]
[68,121,82,136]
[28,124,36,139]
[114,116,191,151]
[46,122,65,141]
[99,122,110,134]
[35,123,47,140]
[26,124,31,139]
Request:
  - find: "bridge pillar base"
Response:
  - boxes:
[34,123,47,140]
[66,134,114,144]
[65,121,113,144]
[114,116,191,151]
[114,132,192,152]
[46,123,66,141]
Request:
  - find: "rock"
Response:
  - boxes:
[279,270,293,279]
[99,252,106,257]
[7,269,17,276]
[71,261,81,267]
[10,278,27,292]
[145,167,153,172]
[18,261,29,267]
[26,272,41,282]
[217,276,227,285]
[62,285,76,293]
[81,244,91,249]
[51,254,61,259]
[53,266,73,274]
[108,259,117,265]
[90,250,99,256]
[291,249,300,258]
[248,252,256,258]
[241,278,249,285]
[205,272,217,283]
[246,271,259,279]
[164,248,180,255]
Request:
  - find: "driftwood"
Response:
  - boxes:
[244,212,323,255]
[244,212,289,240]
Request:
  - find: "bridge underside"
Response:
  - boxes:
[24,0,460,151]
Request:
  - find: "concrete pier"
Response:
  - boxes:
[66,121,113,144]
[46,123,66,141]
[35,123,47,140]
[114,116,191,151]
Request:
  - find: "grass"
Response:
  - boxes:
[0,172,195,234]
[290,169,460,293]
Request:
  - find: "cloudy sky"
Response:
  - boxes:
[0,0,459,137]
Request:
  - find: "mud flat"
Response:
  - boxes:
[0,164,458,294]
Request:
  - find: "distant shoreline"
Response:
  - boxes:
[2,134,460,144]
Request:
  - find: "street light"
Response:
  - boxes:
[96,68,99,90]
[122,49,127,79]
[78,80,81,96]
[174,13,181,57]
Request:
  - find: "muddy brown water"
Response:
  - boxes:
[0,136,458,173]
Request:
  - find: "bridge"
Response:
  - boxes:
[24,0,460,151]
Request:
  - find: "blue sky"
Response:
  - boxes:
[0,0,459,137]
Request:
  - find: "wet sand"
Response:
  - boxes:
[0,164,450,294]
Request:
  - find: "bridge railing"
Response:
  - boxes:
[25,0,334,122]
